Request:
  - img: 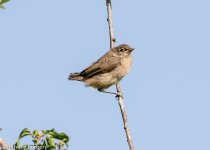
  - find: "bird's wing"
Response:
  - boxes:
[80,53,121,77]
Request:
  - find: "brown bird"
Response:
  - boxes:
[68,44,134,96]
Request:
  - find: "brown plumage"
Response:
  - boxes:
[68,44,134,91]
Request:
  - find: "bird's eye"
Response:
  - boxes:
[119,48,124,52]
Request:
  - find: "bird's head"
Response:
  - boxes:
[112,44,134,57]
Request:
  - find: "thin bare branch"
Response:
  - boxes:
[106,0,115,48]
[106,1,134,150]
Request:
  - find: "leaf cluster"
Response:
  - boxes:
[14,128,70,150]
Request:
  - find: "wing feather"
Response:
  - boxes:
[80,52,121,78]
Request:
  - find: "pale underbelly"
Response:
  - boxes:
[84,71,122,90]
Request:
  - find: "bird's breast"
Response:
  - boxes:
[119,55,132,76]
[110,55,132,81]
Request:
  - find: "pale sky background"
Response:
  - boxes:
[1,0,210,150]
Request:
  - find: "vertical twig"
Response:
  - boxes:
[106,1,134,150]
[106,0,115,48]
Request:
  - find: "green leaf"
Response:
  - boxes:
[44,129,69,143]
[32,130,39,136]
[19,128,31,138]
[14,128,31,149]
[46,135,55,147]
[0,0,9,9]
[54,133,70,143]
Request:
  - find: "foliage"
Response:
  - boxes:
[13,128,70,150]
[0,0,9,9]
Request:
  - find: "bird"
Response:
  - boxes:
[68,44,134,96]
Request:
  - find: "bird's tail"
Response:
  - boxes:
[68,73,84,81]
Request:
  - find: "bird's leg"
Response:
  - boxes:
[99,89,116,95]
[98,89,123,98]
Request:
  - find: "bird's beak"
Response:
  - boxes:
[129,48,134,52]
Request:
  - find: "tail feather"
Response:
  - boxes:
[68,72,84,81]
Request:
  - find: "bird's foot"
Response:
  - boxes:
[98,89,116,95]
[115,92,123,99]
[98,89,123,98]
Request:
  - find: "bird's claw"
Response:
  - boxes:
[115,92,123,99]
